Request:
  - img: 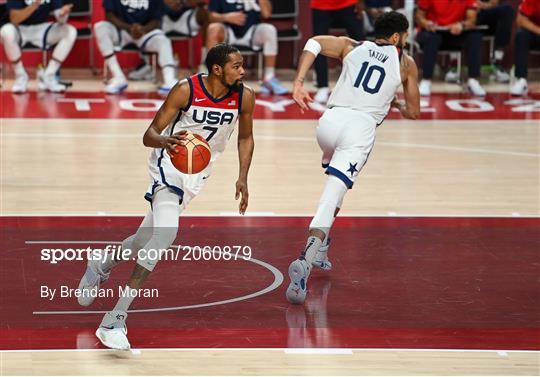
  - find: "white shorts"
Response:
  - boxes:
[317,107,376,189]
[15,22,57,49]
[145,149,213,209]
[162,8,200,36]
[225,25,258,49]
[113,27,166,52]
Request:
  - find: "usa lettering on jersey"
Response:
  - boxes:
[25,0,51,5]
[192,109,235,126]
[120,0,149,10]
[225,0,260,12]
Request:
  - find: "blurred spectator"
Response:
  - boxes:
[129,0,209,81]
[94,0,177,94]
[510,0,540,95]
[474,0,514,83]
[206,0,288,95]
[415,0,486,96]
[0,0,8,28]
[364,0,398,34]
[0,0,76,93]
[310,0,364,103]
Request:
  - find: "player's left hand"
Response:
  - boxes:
[292,81,313,113]
[235,179,249,215]
[131,24,144,39]
[391,96,403,109]
[59,4,73,17]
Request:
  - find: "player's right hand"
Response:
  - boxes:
[292,81,313,113]
[130,24,144,39]
[226,12,247,26]
[58,4,73,17]
[164,130,188,155]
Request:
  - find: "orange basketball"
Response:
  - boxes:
[170,133,211,174]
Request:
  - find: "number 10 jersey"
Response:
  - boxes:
[327,40,402,125]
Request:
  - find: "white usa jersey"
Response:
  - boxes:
[146,73,242,204]
[327,40,402,124]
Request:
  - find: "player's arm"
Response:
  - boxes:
[209,11,246,25]
[292,36,356,112]
[8,1,40,25]
[141,18,161,34]
[392,55,420,120]
[106,11,132,32]
[259,0,272,19]
[235,85,255,215]
[54,3,73,24]
[143,82,190,154]
[415,8,437,32]
[517,12,540,36]
[462,8,477,30]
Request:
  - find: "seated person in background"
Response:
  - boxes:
[510,0,540,96]
[415,0,486,97]
[470,0,514,83]
[0,1,9,28]
[129,0,210,81]
[310,0,365,103]
[364,0,398,34]
[94,0,177,94]
[206,0,288,95]
[0,0,77,93]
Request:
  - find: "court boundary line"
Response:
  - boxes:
[0,347,538,354]
[2,213,539,218]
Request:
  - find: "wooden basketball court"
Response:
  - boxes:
[1,74,539,375]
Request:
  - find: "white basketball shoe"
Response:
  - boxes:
[105,77,128,94]
[12,73,29,93]
[286,258,311,305]
[37,68,67,93]
[96,310,130,350]
[510,78,528,96]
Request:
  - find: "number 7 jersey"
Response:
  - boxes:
[153,73,242,164]
[145,73,243,204]
[326,40,402,124]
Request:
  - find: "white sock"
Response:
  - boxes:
[310,176,347,230]
[113,285,137,312]
[264,67,275,81]
[162,66,176,85]
[200,47,207,64]
[107,55,125,80]
[14,61,26,77]
[45,59,61,77]
[301,236,323,265]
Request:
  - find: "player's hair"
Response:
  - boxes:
[373,11,409,39]
[205,43,240,72]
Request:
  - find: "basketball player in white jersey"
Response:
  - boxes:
[76,44,255,350]
[286,11,420,304]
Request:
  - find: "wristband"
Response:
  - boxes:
[304,38,322,57]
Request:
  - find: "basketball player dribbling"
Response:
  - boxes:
[76,43,255,350]
[286,12,421,304]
